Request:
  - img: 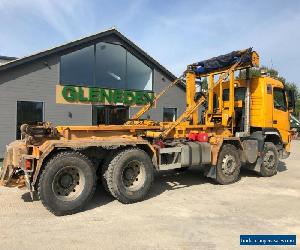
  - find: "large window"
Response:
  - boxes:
[273,88,287,111]
[16,101,43,139]
[60,42,153,91]
[95,42,126,89]
[60,45,94,86]
[127,51,152,90]
[163,108,177,122]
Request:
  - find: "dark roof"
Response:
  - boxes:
[0,55,17,61]
[0,28,177,82]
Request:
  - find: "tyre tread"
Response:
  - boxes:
[37,151,96,216]
[260,142,278,177]
[105,147,153,204]
[215,144,241,185]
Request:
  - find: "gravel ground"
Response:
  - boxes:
[0,141,299,250]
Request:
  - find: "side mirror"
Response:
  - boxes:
[287,90,296,111]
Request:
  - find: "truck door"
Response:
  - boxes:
[272,87,290,143]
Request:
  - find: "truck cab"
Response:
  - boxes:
[216,75,293,157]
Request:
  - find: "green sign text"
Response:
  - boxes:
[62,86,155,106]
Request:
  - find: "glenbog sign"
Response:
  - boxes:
[56,85,155,106]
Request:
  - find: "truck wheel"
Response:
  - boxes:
[101,152,116,196]
[38,151,96,216]
[104,148,154,204]
[260,142,278,177]
[215,144,241,185]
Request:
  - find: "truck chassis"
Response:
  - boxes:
[0,49,293,215]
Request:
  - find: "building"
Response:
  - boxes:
[0,29,186,156]
[0,56,17,66]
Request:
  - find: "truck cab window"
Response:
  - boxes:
[222,87,246,102]
[273,88,287,111]
[235,87,246,100]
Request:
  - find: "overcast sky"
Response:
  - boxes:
[0,0,299,86]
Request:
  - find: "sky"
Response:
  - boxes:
[0,0,300,86]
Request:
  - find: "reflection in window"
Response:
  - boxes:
[127,51,152,91]
[273,88,287,111]
[60,42,153,91]
[60,45,94,86]
[95,43,126,89]
[163,108,177,122]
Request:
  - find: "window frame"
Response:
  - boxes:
[273,87,287,112]
[59,44,95,87]
[222,87,246,101]
[125,47,154,91]
[92,105,129,125]
[59,41,154,92]
[15,100,45,139]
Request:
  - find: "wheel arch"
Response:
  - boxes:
[33,147,76,189]
[222,138,243,150]
[252,128,283,146]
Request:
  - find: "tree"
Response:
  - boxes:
[200,77,208,90]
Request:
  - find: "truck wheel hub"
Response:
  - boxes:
[221,155,236,175]
[52,166,84,201]
[122,160,145,190]
[59,174,73,188]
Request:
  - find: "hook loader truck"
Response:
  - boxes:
[0,48,295,215]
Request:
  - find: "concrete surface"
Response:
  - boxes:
[0,141,299,250]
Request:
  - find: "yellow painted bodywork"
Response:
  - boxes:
[249,77,290,145]
[213,76,291,147]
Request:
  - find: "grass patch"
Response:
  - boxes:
[0,159,3,169]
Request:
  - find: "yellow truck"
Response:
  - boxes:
[0,48,295,215]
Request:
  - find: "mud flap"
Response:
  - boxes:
[244,156,263,174]
[204,165,217,179]
[24,173,34,199]
[253,157,262,172]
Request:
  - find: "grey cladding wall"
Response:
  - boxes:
[0,56,92,156]
[130,70,185,120]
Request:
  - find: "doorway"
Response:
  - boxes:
[16,101,44,139]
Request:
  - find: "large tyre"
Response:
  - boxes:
[103,148,154,203]
[101,151,115,196]
[215,144,241,185]
[260,142,278,177]
[38,151,96,216]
